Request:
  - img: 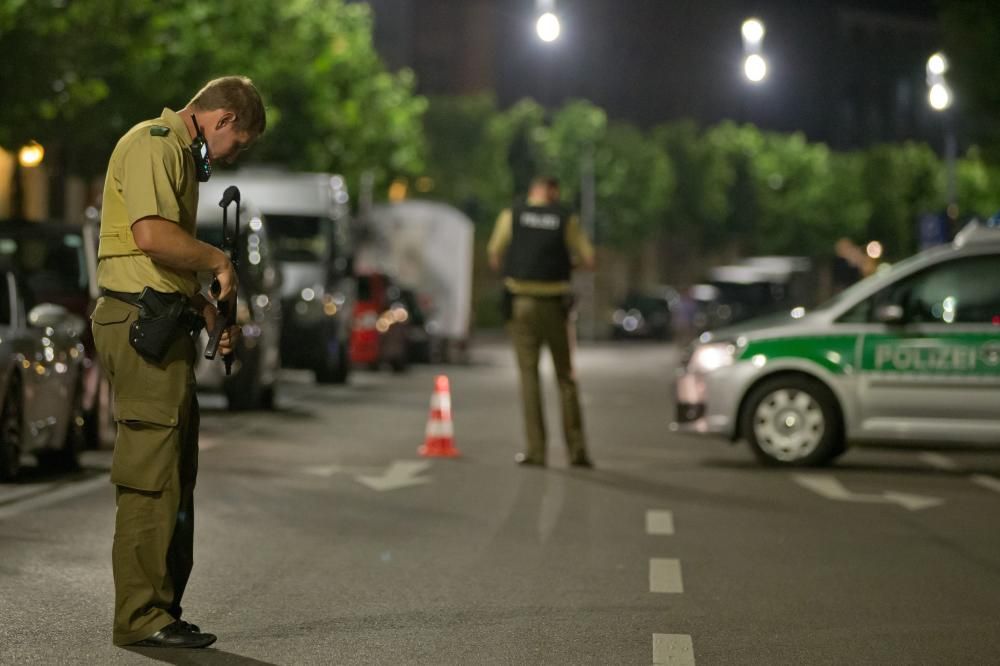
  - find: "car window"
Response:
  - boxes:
[0,233,87,309]
[840,254,1000,325]
[264,215,332,263]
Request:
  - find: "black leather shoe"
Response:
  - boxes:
[178,620,200,633]
[130,621,217,648]
[570,457,594,469]
[515,452,545,467]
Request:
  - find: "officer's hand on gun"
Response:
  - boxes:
[203,260,241,356]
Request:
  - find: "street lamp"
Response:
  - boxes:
[741,18,768,85]
[926,51,957,212]
[17,141,44,168]
[744,54,767,83]
[535,0,560,43]
[742,18,765,46]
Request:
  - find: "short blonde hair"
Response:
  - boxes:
[189,76,266,135]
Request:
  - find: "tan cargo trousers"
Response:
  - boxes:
[91,296,200,646]
[507,295,587,464]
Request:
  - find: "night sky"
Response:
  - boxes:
[370,0,944,147]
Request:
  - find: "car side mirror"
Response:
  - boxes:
[875,304,906,325]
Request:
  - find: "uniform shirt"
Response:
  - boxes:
[97,108,200,297]
[487,197,595,296]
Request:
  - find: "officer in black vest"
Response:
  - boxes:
[488,176,595,467]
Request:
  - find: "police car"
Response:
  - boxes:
[672,219,1000,466]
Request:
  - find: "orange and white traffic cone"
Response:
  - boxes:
[418,374,460,457]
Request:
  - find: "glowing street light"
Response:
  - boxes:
[741,18,767,84]
[18,141,45,168]
[929,82,952,111]
[741,18,765,46]
[536,11,560,42]
[744,54,768,83]
[927,52,948,77]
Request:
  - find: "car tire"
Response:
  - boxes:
[42,376,84,472]
[316,339,350,384]
[741,375,843,467]
[259,384,276,410]
[84,374,117,450]
[0,374,23,481]
[224,363,263,411]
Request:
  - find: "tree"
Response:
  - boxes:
[0,0,426,191]
[422,94,498,223]
[591,123,673,250]
[861,142,943,258]
[939,0,1000,161]
[956,147,1000,218]
[653,120,731,250]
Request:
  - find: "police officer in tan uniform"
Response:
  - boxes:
[488,176,596,468]
[91,76,265,649]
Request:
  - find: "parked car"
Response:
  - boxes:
[0,219,112,450]
[673,220,1000,467]
[350,273,409,372]
[686,257,816,334]
[194,187,283,410]
[611,287,679,340]
[221,169,355,383]
[0,266,88,480]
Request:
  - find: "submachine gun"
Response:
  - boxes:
[204,185,241,375]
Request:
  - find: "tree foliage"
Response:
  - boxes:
[860,142,943,258]
[0,0,426,187]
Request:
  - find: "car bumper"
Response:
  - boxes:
[670,361,760,439]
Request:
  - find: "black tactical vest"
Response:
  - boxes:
[503,203,572,282]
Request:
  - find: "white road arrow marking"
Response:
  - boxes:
[356,460,432,492]
[302,464,344,477]
[792,474,944,511]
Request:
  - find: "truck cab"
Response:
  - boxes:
[220,169,355,383]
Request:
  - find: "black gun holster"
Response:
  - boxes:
[106,288,205,363]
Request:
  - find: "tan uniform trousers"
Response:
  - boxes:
[507,294,587,463]
[91,296,199,646]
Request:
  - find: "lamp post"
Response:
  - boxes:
[926,52,957,215]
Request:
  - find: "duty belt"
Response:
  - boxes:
[102,288,192,308]
[101,288,145,307]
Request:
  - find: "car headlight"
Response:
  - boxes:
[688,342,738,373]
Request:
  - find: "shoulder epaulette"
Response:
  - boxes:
[149,126,170,137]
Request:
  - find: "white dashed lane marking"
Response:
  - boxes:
[918,452,959,471]
[646,509,674,535]
[0,474,110,520]
[971,475,1000,494]
[653,633,696,665]
[649,558,684,593]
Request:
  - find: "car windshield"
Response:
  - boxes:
[264,214,331,262]
[0,232,88,307]
[812,247,948,312]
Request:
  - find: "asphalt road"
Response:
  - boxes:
[1,341,999,665]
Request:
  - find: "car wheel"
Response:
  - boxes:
[741,376,843,467]
[42,376,84,472]
[316,339,350,384]
[84,374,117,450]
[0,375,23,481]
[259,384,275,410]
[224,366,263,411]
